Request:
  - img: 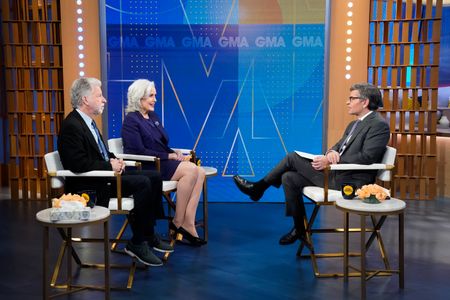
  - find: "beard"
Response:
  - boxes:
[93,105,104,115]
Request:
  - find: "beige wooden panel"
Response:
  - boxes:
[437,137,450,197]
[425,0,433,19]
[416,0,423,18]
[406,0,413,19]
[432,44,440,65]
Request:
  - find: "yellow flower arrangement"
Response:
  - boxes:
[356,184,390,203]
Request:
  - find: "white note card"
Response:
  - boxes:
[294,151,320,160]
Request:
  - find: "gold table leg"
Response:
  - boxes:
[360,215,366,300]
[67,228,72,291]
[399,212,404,289]
[104,221,110,300]
[344,212,349,281]
[43,226,49,300]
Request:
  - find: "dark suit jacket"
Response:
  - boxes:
[57,110,115,205]
[330,111,390,187]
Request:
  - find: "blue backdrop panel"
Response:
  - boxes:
[105,0,325,202]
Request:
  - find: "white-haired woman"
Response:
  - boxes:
[122,79,206,246]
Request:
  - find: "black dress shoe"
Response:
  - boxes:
[232,175,264,201]
[279,227,300,245]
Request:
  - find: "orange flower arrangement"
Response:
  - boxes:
[52,193,89,208]
[356,184,390,202]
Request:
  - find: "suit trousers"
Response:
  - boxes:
[109,170,163,241]
[263,152,338,218]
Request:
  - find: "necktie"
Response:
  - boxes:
[339,120,361,155]
[91,120,109,161]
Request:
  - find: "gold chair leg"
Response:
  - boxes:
[111,219,129,251]
[163,230,182,261]
[297,205,320,257]
[51,228,137,291]
[368,215,391,270]
[51,228,83,287]
[202,179,209,241]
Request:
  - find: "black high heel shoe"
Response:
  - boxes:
[177,227,207,247]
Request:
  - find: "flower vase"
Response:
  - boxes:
[439,115,450,127]
[362,194,381,204]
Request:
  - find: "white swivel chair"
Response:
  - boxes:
[299,146,397,278]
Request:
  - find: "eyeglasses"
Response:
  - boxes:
[348,96,366,102]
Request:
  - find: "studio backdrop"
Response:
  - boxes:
[103,0,327,202]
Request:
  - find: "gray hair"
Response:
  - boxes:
[125,79,155,113]
[350,83,383,111]
[70,77,102,108]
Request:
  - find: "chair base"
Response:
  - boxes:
[298,204,392,278]
[52,230,138,291]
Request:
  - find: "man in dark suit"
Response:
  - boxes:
[233,83,390,245]
[58,77,173,266]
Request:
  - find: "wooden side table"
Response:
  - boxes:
[335,198,406,300]
[36,206,111,300]
[201,166,217,241]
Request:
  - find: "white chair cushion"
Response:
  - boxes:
[163,180,177,192]
[108,197,134,211]
[303,186,343,203]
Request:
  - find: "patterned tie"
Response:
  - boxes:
[91,120,109,161]
[339,120,361,155]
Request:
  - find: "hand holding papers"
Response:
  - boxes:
[295,151,321,160]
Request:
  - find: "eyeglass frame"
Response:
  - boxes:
[348,96,367,102]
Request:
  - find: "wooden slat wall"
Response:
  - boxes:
[369,0,442,200]
[1,0,63,200]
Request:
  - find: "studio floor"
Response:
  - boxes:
[1,194,450,300]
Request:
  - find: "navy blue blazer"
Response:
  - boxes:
[122,111,179,179]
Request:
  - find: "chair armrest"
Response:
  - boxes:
[123,160,139,167]
[116,153,158,162]
[51,170,118,177]
[329,163,394,171]
[173,148,192,155]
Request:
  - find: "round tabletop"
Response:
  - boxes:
[335,198,406,215]
[202,166,218,177]
[36,206,110,226]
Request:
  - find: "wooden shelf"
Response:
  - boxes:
[368,0,442,200]
[4,43,62,46]
[2,20,61,23]
[5,66,63,69]
[379,87,438,90]
[2,0,63,201]
[369,18,441,22]
[368,64,439,67]
[437,128,450,137]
